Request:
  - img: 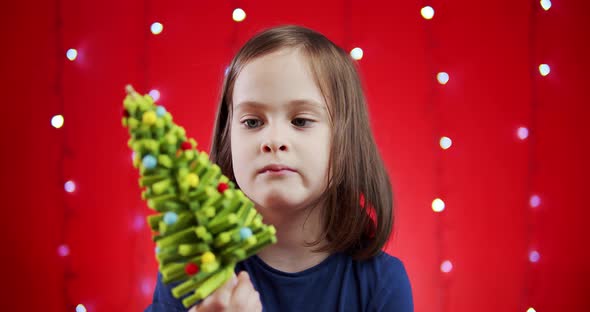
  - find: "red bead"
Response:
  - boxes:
[217,182,229,193]
[123,109,130,118]
[181,141,192,151]
[185,262,199,275]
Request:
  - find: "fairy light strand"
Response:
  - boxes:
[521,1,544,311]
[55,0,77,309]
[421,4,451,312]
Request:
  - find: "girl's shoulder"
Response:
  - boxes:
[352,250,409,277]
[353,251,413,311]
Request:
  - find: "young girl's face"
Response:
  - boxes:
[230,48,332,217]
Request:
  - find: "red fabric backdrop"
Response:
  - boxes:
[1,0,588,311]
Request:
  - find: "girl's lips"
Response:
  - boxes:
[258,164,297,174]
[261,169,295,176]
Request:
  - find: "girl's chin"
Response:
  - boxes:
[253,193,306,211]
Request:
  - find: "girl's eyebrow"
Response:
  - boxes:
[235,99,326,112]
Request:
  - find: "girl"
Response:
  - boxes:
[147,25,413,312]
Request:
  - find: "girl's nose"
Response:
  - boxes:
[261,140,288,153]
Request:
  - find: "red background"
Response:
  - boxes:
[1,0,588,311]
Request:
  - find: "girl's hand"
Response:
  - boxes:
[188,271,262,312]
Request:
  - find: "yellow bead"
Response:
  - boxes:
[201,251,215,264]
[187,173,199,187]
[142,111,157,125]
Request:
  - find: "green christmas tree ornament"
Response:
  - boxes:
[122,85,277,308]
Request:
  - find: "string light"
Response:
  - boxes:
[75,304,87,312]
[132,215,144,231]
[538,64,550,76]
[57,244,70,257]
[432,198,445,212]
[140,278,153,296]
[437,72,449,85]
[150,22,163,35]
[64,180,76,193]
[148,89,160,102]
[439,136,452,150]
[55,0,76,309]
[529,195,541,208]
[440,260,453,273]
[529,250,540,263]
[517,126,529,140]
[422,5,451,308]
[421,6,435,20]
[522,2,551,309]
[66,49,78,61]
[350,47,363,60]
[232,8,246,22]
[51,114,65,128]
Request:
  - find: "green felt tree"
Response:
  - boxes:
[121,85,277,308]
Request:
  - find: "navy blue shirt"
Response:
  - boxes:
[146,251,413,311]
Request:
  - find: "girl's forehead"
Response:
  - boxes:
[232,49,326,111]
[234,99,327,115]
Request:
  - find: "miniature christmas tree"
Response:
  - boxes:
[121,85,277,308]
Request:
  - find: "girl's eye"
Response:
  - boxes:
[243,119,263,129]
[292,118,312,127]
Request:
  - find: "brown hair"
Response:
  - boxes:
[210,25,394,260]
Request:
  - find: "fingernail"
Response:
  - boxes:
[231,274,238,286]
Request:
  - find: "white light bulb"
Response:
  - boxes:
[530,195,541,208]
[441,260,453,273]
[529,250,540,263]
[66,49,78,61]
[132,215,144,231]
[233,8,246,22]
[141,278,153,295]
[540,0,552,11]
[151,22,163,35]
[51,115,64,128]
[437,72,449,85]
[64,180,76,193]
[149,89,160,102]
[76,304,87,312]
[225,66,230,76]
[421,6,435,20]
[517,127,529,140]
[350,47,364,60]
[527,307,537,312]
[57,244,70,257]
[440,136,452,149]
[432,198,445,212]
[539,64,550,76]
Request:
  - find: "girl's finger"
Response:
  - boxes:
[246,290,262,312]
[230,271,259,310]
[197,273,238,311]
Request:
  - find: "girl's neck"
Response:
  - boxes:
[256,205,330,273]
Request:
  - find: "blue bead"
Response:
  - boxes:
[163,212,178,225]
[156,106,167,117]
[239,227,253,240]
[142,155,157,169]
